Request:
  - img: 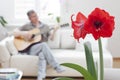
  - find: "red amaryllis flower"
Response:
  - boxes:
[71,12,87,41]
[84,8,115,40]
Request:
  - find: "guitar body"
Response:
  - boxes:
[14,28,41,51]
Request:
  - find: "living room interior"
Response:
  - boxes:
[0,0,120,80]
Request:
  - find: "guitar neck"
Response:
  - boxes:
[33,23,69,37]
[60,23,69,27]
[49,23,69,31]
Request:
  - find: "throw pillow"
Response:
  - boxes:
[60,28,76,49]
[47,29,60,49]
[0,25,8,41]
[76,34,108,52]
[6,36,18,55]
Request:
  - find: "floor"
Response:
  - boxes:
[22,78,83,80]
[0,58,120,80]
[113,58,120,68]
[22,79,83,80]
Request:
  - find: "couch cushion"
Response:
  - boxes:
[47,29,60,49]
[10,49,113,76]
[60,28,76,49]
[76,34,108,52]
[0,25,8,41]
[10,54,38,76]
[6,36,18,55]
[0,37,11,63]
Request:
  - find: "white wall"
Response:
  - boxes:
[0,0,14,24]
[0,0,28,25]
[0,0,120,57]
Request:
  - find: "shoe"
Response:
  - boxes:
[37,77,45,80]
[37,72,46,80]
[55,66,65,73]
[37,78,43,80]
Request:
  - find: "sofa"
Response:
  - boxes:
[0,27,113,78]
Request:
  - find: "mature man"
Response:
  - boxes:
[14,10,64,80]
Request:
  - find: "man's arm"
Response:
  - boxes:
[14,28,26,37]
[13,28,32,41]
[49,25,59,41]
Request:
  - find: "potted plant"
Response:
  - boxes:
[54,8,115,80]
[48,13,61,24]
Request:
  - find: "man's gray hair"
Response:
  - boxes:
[27,10,36,17]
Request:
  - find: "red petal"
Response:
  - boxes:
[71,12,87,41]
[76,12,87,23]
[84,8,115,40]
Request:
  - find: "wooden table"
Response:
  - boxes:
[0,63,1,68]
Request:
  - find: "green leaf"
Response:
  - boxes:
[0,20,5,26]
[0,16,7,27]
[84,42,97,80]
[1,16,7,23]
[61,63,95,80]
[48,13,53,16]
[98,38,104,80]
[56,16,60,23]
[53,77,74,80]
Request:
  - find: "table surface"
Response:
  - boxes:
[17,70,23,80]
[0,68,23,80]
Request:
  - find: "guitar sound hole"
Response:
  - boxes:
[31,34,35,39]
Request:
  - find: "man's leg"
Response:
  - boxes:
[29,43,46,79]
[29,42,65,79]
[37,42,65,73]
[39,42,59,68]
[29,42,59,68]
[37,52,46,80]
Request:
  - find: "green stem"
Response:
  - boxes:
[98,38,104,80]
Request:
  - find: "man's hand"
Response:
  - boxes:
[49,34,54,41]
[14,28,33,41]
[22,32,33,41]
[49,25,60,41]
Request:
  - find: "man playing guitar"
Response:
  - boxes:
[14,10,65,80]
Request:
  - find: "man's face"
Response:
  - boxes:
[29,12,39,23]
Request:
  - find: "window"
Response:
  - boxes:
[14,0,60,20]
[14,0,36,19]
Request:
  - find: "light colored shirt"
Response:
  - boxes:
[19,22,50,42]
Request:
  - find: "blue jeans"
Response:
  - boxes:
[28,42,59,79]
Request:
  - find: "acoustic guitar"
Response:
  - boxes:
[14,28,41,51]
[14,23,69,51]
